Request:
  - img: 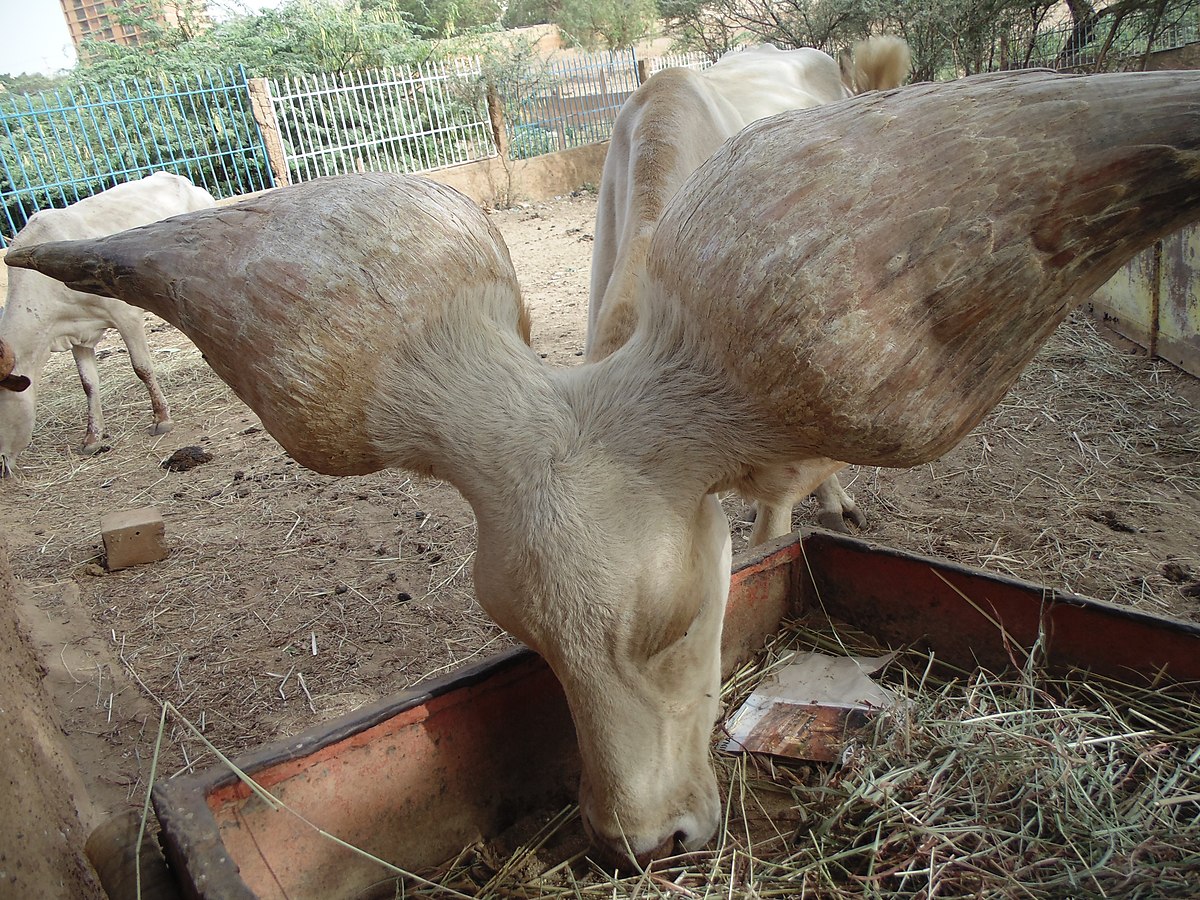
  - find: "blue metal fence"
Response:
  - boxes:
[1,67,273,247]
[4,19,1199,249]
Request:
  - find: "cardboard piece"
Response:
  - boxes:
[723,651,897,762]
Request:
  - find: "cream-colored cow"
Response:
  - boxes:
[0,172,216,475]
[588,39,910,542]
[9,69,1199,867]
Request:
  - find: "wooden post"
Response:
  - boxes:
[486,83,509,159]
[636,58,652,85]
[246,77,292,187]
[551,86,567,151]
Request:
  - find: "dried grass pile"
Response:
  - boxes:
[394,618,1200,900]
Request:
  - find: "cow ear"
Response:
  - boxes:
[643,69,1200,470]
[4,175,529,479]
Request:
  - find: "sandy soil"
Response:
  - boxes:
[1,190,1198,893]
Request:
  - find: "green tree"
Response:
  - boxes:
[660,0,1193,79]
[502,0,560,28]
[381,0,507,38]
[658,0,744,57]
[664,0,873,56]
[75,0,430,82]
[553,0,658,50]
[0,73,69,95]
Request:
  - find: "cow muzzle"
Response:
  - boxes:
[578,769,721,870]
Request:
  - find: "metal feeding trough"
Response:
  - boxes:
[138,529,1200,900]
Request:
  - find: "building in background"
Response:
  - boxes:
[58,0,209,55]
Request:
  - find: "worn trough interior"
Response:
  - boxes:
[149,528,1200,900]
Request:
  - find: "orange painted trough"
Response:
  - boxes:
[148,530,1200,899]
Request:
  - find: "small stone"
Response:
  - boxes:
[101,507,168,571]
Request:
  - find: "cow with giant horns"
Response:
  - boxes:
[0,171,216,476]
[8,70,1200,866]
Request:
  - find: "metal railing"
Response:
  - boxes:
[649,51,716,76]
[1,67,272,245]
[265,58,494,183]
[499,50,640,159]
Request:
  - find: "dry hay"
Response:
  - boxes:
[378,616,1200,899]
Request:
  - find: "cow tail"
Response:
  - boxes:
[845,36,912,94]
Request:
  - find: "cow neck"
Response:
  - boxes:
[0,280,55,384]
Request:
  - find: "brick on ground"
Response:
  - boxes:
[100,507,168,571]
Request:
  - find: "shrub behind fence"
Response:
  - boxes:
[264,59,494,184]
[497,50,640,159]
[1,67,272,246]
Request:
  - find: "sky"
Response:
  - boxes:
[0,0,284,77]
[1,0,78,76]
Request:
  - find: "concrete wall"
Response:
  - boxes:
[1145,41,1200,71]
[422,141,607,209]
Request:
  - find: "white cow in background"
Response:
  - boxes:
[0,172,216,475]
[587,38,910,542]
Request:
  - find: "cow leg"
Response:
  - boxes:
[739,458,848,546]
[72,343,106,454]
[118,324,173,436]
[812,474,867,533]
[748,500,795,545]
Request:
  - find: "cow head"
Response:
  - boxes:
[469,452,732,864]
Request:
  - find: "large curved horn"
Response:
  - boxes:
[4,174,530,476]
[645,69,1200,469]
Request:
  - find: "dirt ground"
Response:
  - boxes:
[1,191,1199,891]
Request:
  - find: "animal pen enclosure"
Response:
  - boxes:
[2,191,1199,897]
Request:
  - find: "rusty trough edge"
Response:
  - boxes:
[794,528,1200,685]
[147,530,1200,898]
[150,646,542,900]
[149,540,806,900]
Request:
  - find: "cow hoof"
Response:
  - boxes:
[79,440,112,457]
[818,508,866,533]
[150,419,175,436]
[817,510,850,532]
